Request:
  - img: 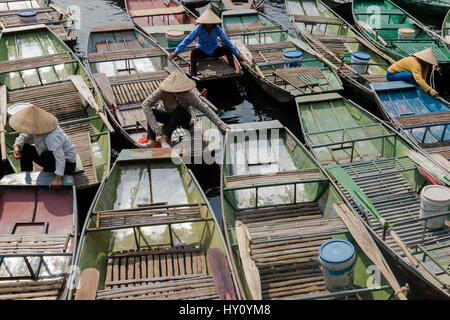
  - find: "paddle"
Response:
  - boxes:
[207,248,237,300]
[430,154,450,172]
[92,73,124,125]
[328,165,419,268]
[233,41,265,78]
[0,85,7,162]
[404,150,450,185]
[333,203,408,300]
[357,21,388,47]
[74,268,100,300]
[68,75,115,133]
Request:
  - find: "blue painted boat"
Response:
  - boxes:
[371,81,450,160]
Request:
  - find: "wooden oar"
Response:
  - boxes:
[430,154,450,172]
[404,150,450,185]
[75,268,100,300]
[328,165,419,268]
[333,203,407,300]
[68,75,115,133]
[409,18,449,45]
[233,41,265,78]
[207,248,237,300]
[0,85,7,161]
[235,220,262,300]
[357,21,388,47]
[92,73,124,125]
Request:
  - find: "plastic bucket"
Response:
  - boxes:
[350,51,370,77]
[166,30,185,48]
[7,102,33,118]
[318,239,355,292]
[419,185,450,230]
[18,10,37,24]
[398,28,415,40]
[283,50,303,69]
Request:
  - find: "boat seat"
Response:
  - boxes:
[396,112,450,128]
[0,53,73,74]
[0,278,64,300]
[354,9,404,16]
[246,41,295,52]
[88,47,165,63]
[129,5,186,17]
[235,202,324,226]
[375,23,415,30]
[0,234,70,254]
[179,53,242,80]
[273,67,328,94]
[226,25,283,35]
[225,169,325,189]
[93,205,203,230]
[292,15,344,25]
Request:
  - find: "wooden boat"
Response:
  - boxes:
[0,0,77,44]
[0,25,112,190]
[210,0,264,16]
[353,0,450,64]
[222,9,343,103]
[371,81,450,161]
[86,24,224,160]
[71,148,240,300]
[285,0,396,103]
[444,9,450,49]
[392,0,450,17]
[296,92,450,298]
[126,0,244,81]
[0,171,77,300]
[220,120,404,300]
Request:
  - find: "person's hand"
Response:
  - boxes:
[13,146,21,159]
[237,54,245,62]
[169,52,178,60]
[146,139,156,148]
[429,88,439,97]
[49,175,63,189]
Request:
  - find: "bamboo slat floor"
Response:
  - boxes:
[88,47,165,63]
[0,278,65,300]
[226,169,323,188]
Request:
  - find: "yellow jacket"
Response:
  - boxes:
[388,56,431,92]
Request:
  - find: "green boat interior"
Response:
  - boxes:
[0,26,110,189]
[76,149,234,300]
[221,121,395,300]
[297,93,450,292]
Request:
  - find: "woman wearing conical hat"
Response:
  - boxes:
[386,48,439,97]
[141,70,229,148]
[168,8,245,76]
[10,105,77,189]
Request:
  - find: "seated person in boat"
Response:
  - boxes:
[168,8,244,76]
[386,48,439,97]
[141,70,229,148]
[10,105,76,189]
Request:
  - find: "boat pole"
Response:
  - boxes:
[0,85,7,161]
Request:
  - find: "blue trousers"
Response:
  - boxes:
[386,71,418,86]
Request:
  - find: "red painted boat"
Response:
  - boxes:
[0,172,78,300]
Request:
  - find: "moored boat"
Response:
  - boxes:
[353,0,450,64]
[0,0,77,44]
[0,25,111,190]
[126,0,243,81]
[0,171,77,300]
[71,148,239,300]
[220,120,404,300]
[296,92,450,299]
[444,9,450,49]
[392,0,450,17]
[371,81,450,161]
[210,0,264,15]
[286,0,395,103]
[222,9,343,103]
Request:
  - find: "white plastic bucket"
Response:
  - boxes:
[419,185,450,230]
[398,28,415,40]
[165,30,185,48]
[350,51,370,77]
[17,10,37,24]
[318,239,355,292]
[283,50,303,69]
[7,102,33,118]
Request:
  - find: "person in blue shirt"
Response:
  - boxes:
[169,8,244,76]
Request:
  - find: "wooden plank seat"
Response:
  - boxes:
[0,53,73,74]
[0,278,65,300]
[0,7,55,16]
[47,25,73,42]
[0,11,53,27]
[273,66,327,93]
[108,70,169,85]
[360,74,387,82]
[293,15,344,25]
[427,146,450,160]
[312,34,357,43]
[247,41,296,52]
[0,234,69,254]
[235,202,324,226]
[8,81,77,102]
[88,47,165,63]
[397,112,450,128]
[128,5,186,17]
[227,25,284,35]
[94,205,203,229]
[226,169,324,189]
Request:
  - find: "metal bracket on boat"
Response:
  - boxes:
[381,221,393,241]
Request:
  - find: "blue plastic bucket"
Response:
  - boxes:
[350,51,370,77]
[18,10,37,24]
[318,239,356,291]
[283,50,303,68]
[166,30,185,48]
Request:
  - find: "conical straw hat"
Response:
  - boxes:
[195,8,221,24]
[413,48,438,66]
[9,105,58,135]
[160,70,196,93]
